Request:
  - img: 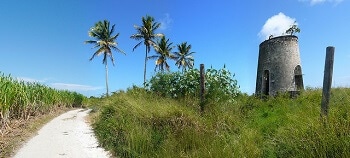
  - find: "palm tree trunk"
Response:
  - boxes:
[143,46,148,86]
[105,63,109,97]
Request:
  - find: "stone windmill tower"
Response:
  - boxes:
[255,35,304,96]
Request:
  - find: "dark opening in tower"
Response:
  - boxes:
[294,65,304,90]
[262,70,270,95]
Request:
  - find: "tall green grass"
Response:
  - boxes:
[90,87,350,157]
[0,72,85,126]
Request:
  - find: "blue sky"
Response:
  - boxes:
[0,0,349,97]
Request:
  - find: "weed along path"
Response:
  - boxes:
[13,109,110,158]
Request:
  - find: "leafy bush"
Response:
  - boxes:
[146,67,240,102]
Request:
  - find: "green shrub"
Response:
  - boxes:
[146,67,240,102]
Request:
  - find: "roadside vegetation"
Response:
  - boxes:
[0,72,86,157]
[0,72,85,125]
[88,67,350,157]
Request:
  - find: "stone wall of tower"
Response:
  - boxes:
[255,35,303,96]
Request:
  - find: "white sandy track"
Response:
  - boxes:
[13,109,111,158]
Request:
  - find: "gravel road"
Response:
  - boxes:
[13,109,110,158]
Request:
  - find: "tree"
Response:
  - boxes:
[130,15,163,85]
[286,21,301,35]
[174,42,195,72]
[85,20,125,97]
[148,36,176,72]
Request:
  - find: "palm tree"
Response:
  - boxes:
[85,20,125,97]
[174,42,195,72]
[130,15,163,85]
[148,36,176,72]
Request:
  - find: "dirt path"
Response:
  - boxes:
[13,109,110,158]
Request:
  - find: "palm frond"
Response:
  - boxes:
[165,62,170,71]
[102,52,108,65]
[88,30,101,39]
[130,34,143,40]
[133,24,141,29]
[132,41,143,52]
[147,39,157,47]
[187,52,196,56]
[154,33,164,38]
[169,54,178,60]
[108,52,115,66]
[173,51,181,56]
[152,22,161,31]
[84,40,97,44]
[111,45,126,55]
[111,32,120,41]
[148,55,159,60]
[146,44,151,54]
[90,47,104,61]
[185,55,194,59]
[110,24,116,36]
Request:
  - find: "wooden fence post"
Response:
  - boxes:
[321,46,335,117]
[200,64,205,112]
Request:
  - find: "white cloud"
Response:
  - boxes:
[17,77,47,83]
[159,13,173,30]
[50,83,103,91]
[258,12,297,41]
[300,0,344,5]
[311,0,326,5]
[16,77,103,93]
